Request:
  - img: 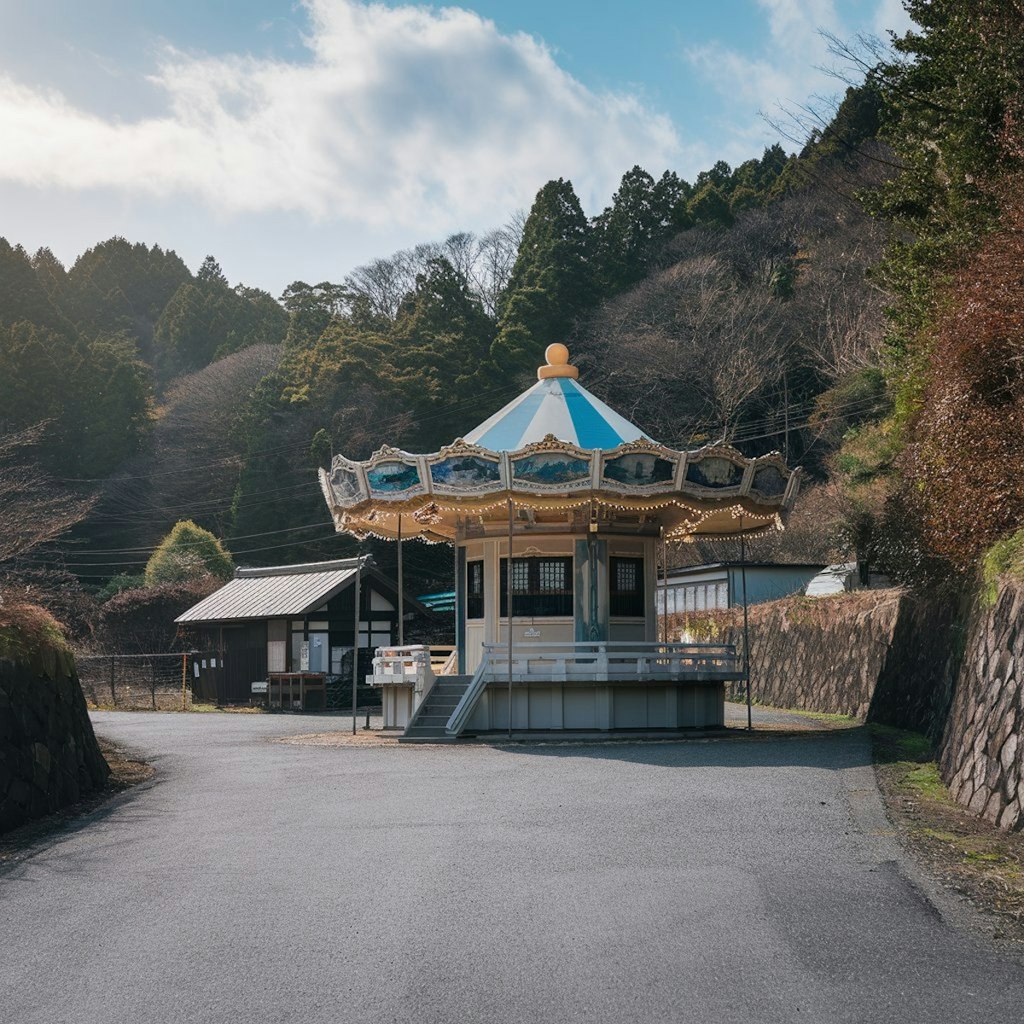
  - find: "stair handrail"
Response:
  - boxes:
[435,646,459,676]
[445,652,491,737]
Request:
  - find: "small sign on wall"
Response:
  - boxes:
[523,627,541,639]
[300,641,310,671]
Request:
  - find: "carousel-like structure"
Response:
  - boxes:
[320,345,800,738]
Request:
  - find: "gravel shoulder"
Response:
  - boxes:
[872,724,1024,949]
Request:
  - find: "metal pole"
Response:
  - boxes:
[507,497,514,740]
[397,515,405,647]
[740,519,752,731]
[660,527,668,644]
[181,653,187,712]
[352,554,362,735]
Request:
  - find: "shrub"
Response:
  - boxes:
[144,520,233,586]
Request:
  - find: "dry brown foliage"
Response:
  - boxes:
[91,578,220,654]
[0,424,96,605]
[898,184,1024,574]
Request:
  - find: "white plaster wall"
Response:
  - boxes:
[460,531,656,671]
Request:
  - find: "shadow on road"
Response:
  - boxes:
[487,725,871,770]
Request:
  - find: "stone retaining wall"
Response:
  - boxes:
[668,588,957,735]
[940,583,1024,831]
[0,646,110,834]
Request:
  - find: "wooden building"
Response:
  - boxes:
[175,558,422,705]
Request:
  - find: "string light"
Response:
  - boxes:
[324,434,801,545]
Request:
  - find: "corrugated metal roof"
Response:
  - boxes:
[175,559,364,624]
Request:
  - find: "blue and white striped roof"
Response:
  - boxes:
[464,375,651,451]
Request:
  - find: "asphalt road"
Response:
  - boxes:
[2,712,1023,1024]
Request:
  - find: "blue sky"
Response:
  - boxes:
[0,0,912,294]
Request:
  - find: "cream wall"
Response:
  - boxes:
[459,532,656,673]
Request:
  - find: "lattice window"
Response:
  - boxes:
[467,560,484,620]
[500,557,573,617]
[610,557,645,617]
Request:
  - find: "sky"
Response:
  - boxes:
[0,0,913,295]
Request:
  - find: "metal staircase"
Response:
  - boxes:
[399,675,473,742]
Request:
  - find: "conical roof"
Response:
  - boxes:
[464,345,650,451]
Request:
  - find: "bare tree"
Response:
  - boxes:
[0,423,96,603]
[343,212,526,320]
[579,154,890,456]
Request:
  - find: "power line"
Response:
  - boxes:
[59,391,890,560]
[59,378,525,485]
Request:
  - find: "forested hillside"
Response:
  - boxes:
[3,0,1022,647]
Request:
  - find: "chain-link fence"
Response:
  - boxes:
[77,653,194,711]
[77,650,386,713]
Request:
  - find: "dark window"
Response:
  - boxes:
[467,560,484,619]
[610,557,645,617]
[499,557,573,617]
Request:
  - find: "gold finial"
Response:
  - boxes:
[537,343,579,380]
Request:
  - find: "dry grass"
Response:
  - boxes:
[277,729,404,747]
[873,724,1024,945]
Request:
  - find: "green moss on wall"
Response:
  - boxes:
[981,528,1024,606]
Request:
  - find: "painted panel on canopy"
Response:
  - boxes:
[330,464,364,503]
[685,457,744,489]
[366,461,422,494]
[511,451,592,486]
[751,464,788,497]
[430,455,501,489]
[602,451,676,488]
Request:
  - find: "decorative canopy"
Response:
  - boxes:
[320,345,801,543]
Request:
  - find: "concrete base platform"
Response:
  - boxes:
[463,681,726,732]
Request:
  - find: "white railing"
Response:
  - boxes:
[477,641,741,684]
[430,645,457,676]
[445,640,742,737]
[368,644,458,692]
[446,655,491,737]
[368,645,432,691]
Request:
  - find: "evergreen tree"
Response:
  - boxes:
[0,322,152,477]
[591,166,689,293]
[868,0,1024,360]
[0,239,64,331]
[280,280,349,349]
[390,257,495,447]
[30,248,69,308]
[154,262,285,377]
[492,178,595,377]
[688,183,734,227]
[63,237,191,358]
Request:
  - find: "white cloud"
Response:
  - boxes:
[0,0,684,229]
[872,0,914,38]
[687,1,841,110]
[685,0,902,131]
